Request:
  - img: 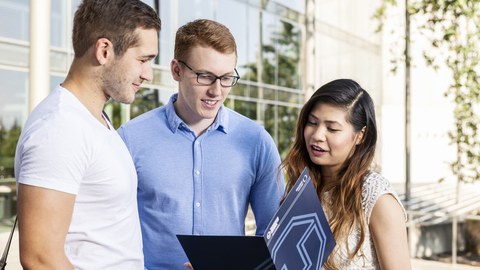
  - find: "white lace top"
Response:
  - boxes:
[322,171,406,270]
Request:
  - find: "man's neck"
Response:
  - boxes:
[173,101,215,137]
[61,63,109,127]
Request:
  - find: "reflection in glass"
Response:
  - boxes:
[265,104,299,158]
[275,21,301,88]
[0,70,28,178]
[131,88,163,120]
[105,87,164,129]
[0,0,306,175]
[229,99,257,122]
[217,0,250,80]
[277,105,298,157]
[240,11,301,89]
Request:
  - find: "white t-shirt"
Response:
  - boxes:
[15,85,143,270]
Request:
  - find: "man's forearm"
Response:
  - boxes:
[20,252,74,270]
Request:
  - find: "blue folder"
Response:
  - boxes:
[177,167,335,270]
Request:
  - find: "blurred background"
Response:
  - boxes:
[1,0,479,268]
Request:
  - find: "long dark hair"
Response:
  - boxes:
[281,79,377,269]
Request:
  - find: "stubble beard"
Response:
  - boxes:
[101,64,134,104]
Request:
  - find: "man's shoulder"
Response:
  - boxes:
[221,109,277,152]
[225,107,264,131]
[24,101,87,136]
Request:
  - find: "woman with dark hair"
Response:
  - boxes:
[282,79,411,269]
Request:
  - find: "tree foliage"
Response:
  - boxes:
[0,119,21,178]
[376,0,480,183]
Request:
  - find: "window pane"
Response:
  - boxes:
[260,12,278,85]
[277,105,298,157]
[217,0,249,80]
[234,6,261,83]
[0,0,29,41]
[0,42,29,68]
[276,20,301,89]
[51,0,68,47]
[272,0,305,13]
[0,70,28,127]
[68,0,83,51]
[228,99,257,121]
[265,103,299,158]
[264,103,277,151]
[0,69,28,178]
[158,1,174,66]
[178,0,215,25]
[230,83,248,98]
[131,88,164,120]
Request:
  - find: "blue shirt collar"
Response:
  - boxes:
[165,93,228,134]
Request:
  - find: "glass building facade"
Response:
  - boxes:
[0,0,382,179]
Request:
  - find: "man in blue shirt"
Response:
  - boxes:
[118,19,284,269]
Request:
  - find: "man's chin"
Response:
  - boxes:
[112,94,136,105]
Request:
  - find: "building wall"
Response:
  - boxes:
[0,0,385,180]
[380,2,456,185]
[308,0,384,174]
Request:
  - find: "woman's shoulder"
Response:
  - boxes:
[362,171,392,192]
[361,171,404,222]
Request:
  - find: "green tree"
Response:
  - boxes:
[242,21,301,89]
[1,120,21,157]
[376,0,480,184]
[0,120,22,177]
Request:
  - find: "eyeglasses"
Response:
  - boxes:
[178,60,240,87]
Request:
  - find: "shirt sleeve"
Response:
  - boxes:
[249,128,285,235]
[16,115,91,195]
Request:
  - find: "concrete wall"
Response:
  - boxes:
[410,222,465,258]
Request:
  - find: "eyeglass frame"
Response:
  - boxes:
[177,60,240,87]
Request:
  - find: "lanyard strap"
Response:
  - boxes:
[0,216,17,269]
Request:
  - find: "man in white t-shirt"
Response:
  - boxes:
[14,1,161,269]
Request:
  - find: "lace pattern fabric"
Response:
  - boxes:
[322,171,406,270]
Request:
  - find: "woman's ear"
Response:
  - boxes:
[355,126,366,145]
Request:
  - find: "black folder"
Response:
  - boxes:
[176,235,275,270]
[177,168,335,270]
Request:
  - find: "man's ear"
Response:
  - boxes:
[170,59,181,82]
[95,38,114,65]
[355,126,366,145]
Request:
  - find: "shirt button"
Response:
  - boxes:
[195,170,200,175]
[195,202,200,208]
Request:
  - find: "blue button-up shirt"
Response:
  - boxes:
[118,94,284,269]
